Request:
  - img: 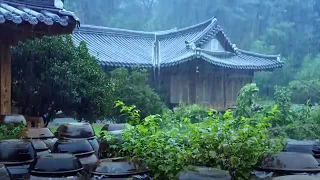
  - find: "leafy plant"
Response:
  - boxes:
[114,84,283,180]
[172,104,209,123]
[234,83,260,118]
[108,68,165,123]
[0,123,25,140]
[99,130,126,158]
[271,86,320,140]
[12,36,113,123]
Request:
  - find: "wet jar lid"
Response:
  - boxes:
[0,139,36,165]
[101,124,125,132]
[31,140,50,152]
[0,114,26,125]
[30,153,83,175]
[56,123,95,139]
[91,157,149,177]
[22,128,54,139]
[52,139,94,156]
[273,175,320,180]
[258,152,320,173]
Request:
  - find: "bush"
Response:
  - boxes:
[0,123,25,140]
[12,36,113,123]
[172,104,209,123]
[271,86,320,140]
[113,84,283,180]
[108,68,165,123]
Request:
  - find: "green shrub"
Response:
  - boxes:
[172,104,209,123]
[0,123,25,140]
[271,86,320,140]
[108,68,165,123]
[114,84,283,179]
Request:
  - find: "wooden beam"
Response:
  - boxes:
[0,44,11,114]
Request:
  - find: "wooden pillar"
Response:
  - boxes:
[0,44,11,114]
[222,73,226,110]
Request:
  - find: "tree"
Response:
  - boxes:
[12,36,113,123]
[109,68,164,122]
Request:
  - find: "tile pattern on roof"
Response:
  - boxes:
[0,0,79,27]
[72,17,283,70]
[161,50,283,70]
[73,29,154,68]
[159,30,204,64]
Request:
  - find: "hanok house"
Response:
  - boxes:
[0,0,79,115]
[73,17,283,110]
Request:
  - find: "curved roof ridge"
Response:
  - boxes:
[156,16,215,37]
[199,49,234,57]
[74,17,216,37]
[189,18,217,44]
[74,24,155,37]
[236,48,281,59]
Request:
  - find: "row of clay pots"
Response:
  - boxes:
[0,117,149,179]
[21,122,150,179]
[250,139,320,179]
[0,139,151,179]
[178,166,320,180]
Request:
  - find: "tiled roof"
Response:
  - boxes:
[0,0,79,27]
[73,17,283,70]
[160,49,283,70]
[73,25,155,68]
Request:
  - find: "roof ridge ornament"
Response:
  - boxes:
[185,41,196,51]
[54,0,64,9]
[195,47,201,57]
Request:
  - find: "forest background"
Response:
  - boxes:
[65,0,320,104]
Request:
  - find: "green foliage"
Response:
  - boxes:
[234,83,259,118]
[99,130,126,158]
[12,36,113,123]
[109,68,165,123]
[0,123,25,140]
[271,86,320,140]
[171,104,209,123]
[111,84,283,180]
[191,109,283,179]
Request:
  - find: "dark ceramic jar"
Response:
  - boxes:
[257,152,320,176]
[22,128,54,139]
[52,139,98,173]
[22,128,57,151]
[178,166,231,180]
[101,124,125,132]
[273,175,320,180]
[0,164,10,180]
[31,140,51,156]
[285,139,320,158]
[55,123,99,155]
[0,139,36,179]
[0,114,26,125]
[29,153,85,180]
[90,157,151,180]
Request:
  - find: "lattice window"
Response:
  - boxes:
[211,39,219,51]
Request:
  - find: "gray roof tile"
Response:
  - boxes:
[73,26,154,68]
[72,17,283,70]
[0,0,79,27]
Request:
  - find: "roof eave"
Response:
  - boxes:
[160,52,284,71]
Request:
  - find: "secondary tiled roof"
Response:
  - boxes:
[73,25,154,67]
[73,17,283,70]
[0,0,79,27]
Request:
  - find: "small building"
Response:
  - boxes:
[73,17,283,110]
[0,0,79,114]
